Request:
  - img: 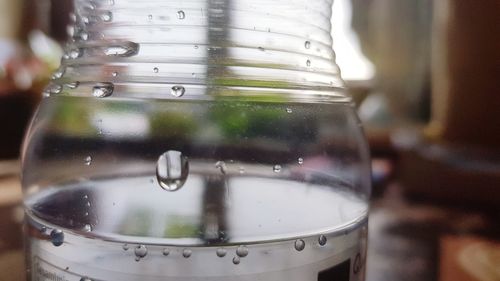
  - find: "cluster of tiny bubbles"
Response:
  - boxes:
[298,157,304,165]
[50,229,64,247]
[122,244,129,251]
[170,85,186,97]
[183,248,192,258]
[80,277,92,281]
[177,10,186,20]
[273,165,282,173]
[318,235,327,246]
[162,248,170,256]
[84,156,92,166]
[305,41,311,49]
[92,82,114,98]
[134,245,148,261]
[294,239,306,251]
[216,248,227,258]
[215,161,227,174]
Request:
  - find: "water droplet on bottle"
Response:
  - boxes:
[101,11,113,22]
[306,59,311,67]
[83,224,92,232]
[286,108,293,113]
[305,41,311,49]
[50,229,64,247]
[134,245,148,259]
[122,244,129,251]
[52,68,66,79]
[156,150,189,191]
[80,277,92,281]
[66,81,80,89]
[153,67,159,73]
[318,235,327,246]
[273,165,282,173]
[294,239,305,251]
[216,248,227,257]
[177,10,186,20]
[232,256,240,265]
[183,248,192,258]
[84,156,92,166]
[170,85,186,97]
[80,32,89,41]
[104,42,140,57]
[298,158,304,165]
[69,48,82,59]
[162,248,170,256]
[215,161,227,174]
[236,245,249,257]
[43,83,63,96]
[92,82,114,98]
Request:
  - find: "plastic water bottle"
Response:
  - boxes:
[22,0,371,280]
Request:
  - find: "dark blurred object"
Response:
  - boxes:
[352,0,433,128]
[397,0,500,208]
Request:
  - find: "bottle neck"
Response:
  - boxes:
[49,0,347,101]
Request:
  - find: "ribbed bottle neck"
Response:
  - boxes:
[47,0,348,102]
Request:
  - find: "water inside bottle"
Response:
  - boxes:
[24,97,368,281]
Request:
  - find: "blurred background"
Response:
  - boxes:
[0,0,499,280]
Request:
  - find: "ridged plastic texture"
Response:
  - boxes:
[46,0,348,101]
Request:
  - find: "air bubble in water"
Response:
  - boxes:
[101,11,112,22]
[286,108,293,113]
[294,239,305,251]
[305,41,311,49]
[177,10,186,20]
[156,150,189,191]
[153,67,159,73]
[170,85,186,97]
[239,167,245,174]
[123,244,129,251]
[69,48,82,59]
[50,229,64,247]
[112,72,118,77]
[258,47,265,51]
[232,256,240,265]
[80,32,89,41]
[148,15,153,21]
[84,156,92,166]
[183,248,192,258]
[92,83,114,98]
[298,158,304,165]
[306,59,311,67]
[215,161,227,174]
[318,235,327,246]
[162,248,170,256]
[216,248,227,257]
[273,165,282,173]
[236,245,249,257]
[80,277,92,281]
[134,245,148,259]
